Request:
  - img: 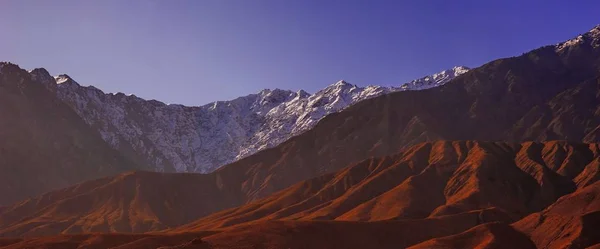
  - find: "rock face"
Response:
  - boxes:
[0,63,135,205]
[46,67,468,173]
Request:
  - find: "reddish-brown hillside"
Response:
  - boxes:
[408,181,600,249]
[176,141,598,231]
[0,218,529,249]
[407,222,537,249]
[0,63,135,205]
[3,182,600,249]
[1,141,600,248]
[0,171,242,237]
[514,181,600,249]
[0,232,216,249]
[0,141,598,240]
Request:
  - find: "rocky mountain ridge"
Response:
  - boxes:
[31,66,468,172]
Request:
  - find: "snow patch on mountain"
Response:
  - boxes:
[557,25,600,51]
[34,66,469,173]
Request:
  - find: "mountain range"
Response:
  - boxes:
[44,66,468,173]
[0,25,599,248]
[0,59,466,205]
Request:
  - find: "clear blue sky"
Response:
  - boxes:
[1,0,598,106]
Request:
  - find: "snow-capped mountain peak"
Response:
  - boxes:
[589,24,600,37]
[296,89,310,98]
[257,88,296,106]
[54,74,76,84]
[556,24,600,51]
[399,66,470,90]
[32,66,468,173]
[332,80,352,87]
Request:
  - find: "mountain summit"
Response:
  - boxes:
[34,66,468,173]
[556,24,600,51]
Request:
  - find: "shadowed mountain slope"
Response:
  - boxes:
[0,63,136,205]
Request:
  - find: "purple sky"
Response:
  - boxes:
[1,0,599,106]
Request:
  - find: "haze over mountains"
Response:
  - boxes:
[0,25,600,249]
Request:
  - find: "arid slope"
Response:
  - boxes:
[1,141,598,241]
[3,180,600,249]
